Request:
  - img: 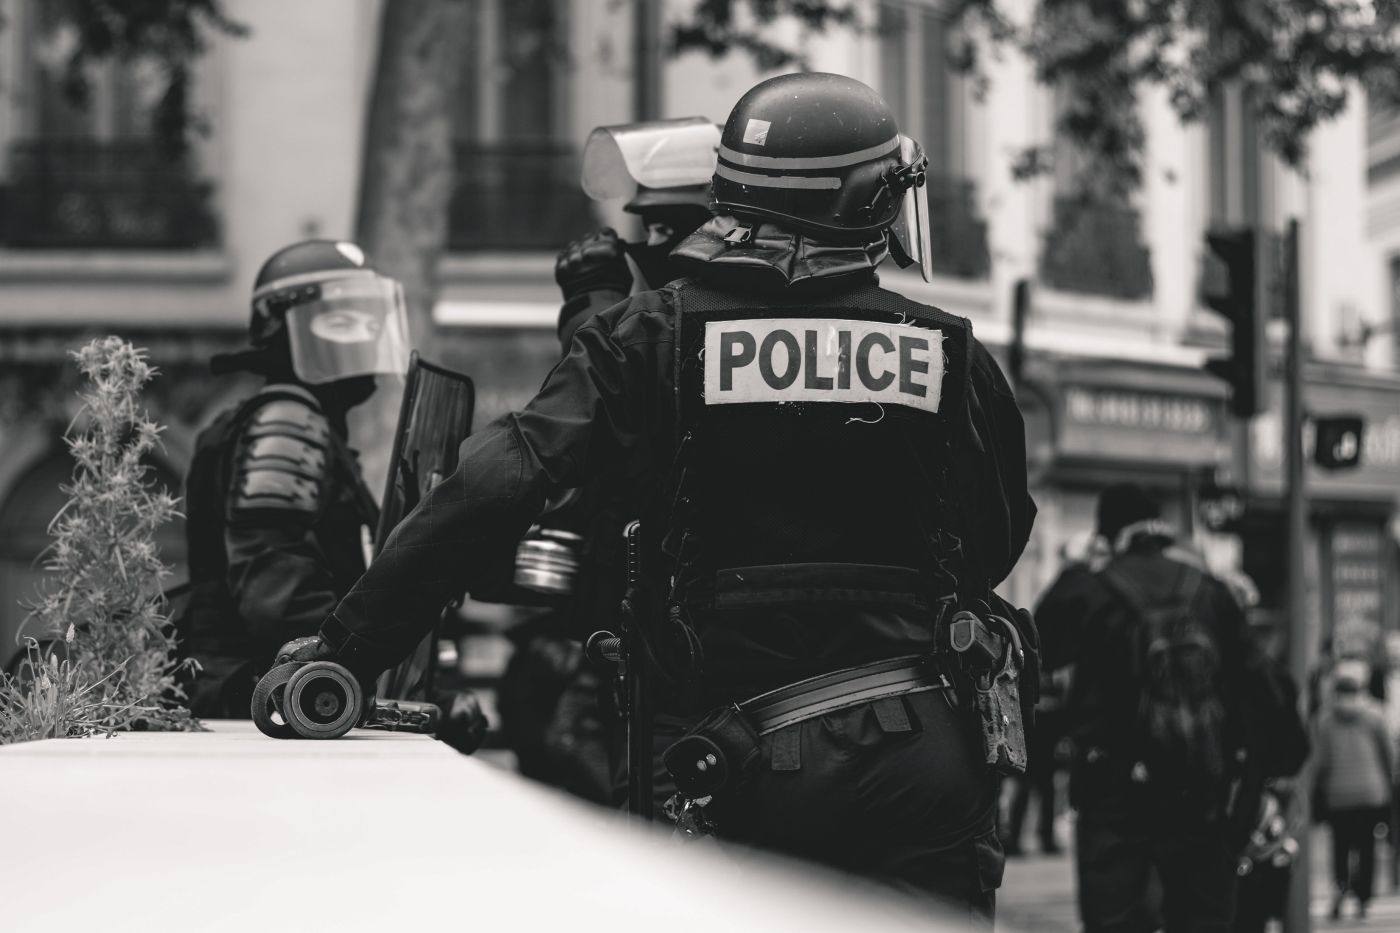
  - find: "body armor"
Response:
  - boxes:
[181,385,378,716]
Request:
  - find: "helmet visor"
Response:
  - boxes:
[284,277,411,385]
[888,135,935,283]
[581,117,720,201]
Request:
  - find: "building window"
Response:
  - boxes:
[0,1,219,249]
[1038,88,1153,300]
[447,0,596,252]
[877,2,990,280]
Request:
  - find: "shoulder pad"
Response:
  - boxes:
[229,393,330,517]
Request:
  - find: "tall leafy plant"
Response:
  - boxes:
[0,337,195,743]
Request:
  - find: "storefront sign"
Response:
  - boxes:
[1058,384,1227,467]
[1251,377,1400,500]
[1331,522,1385,627]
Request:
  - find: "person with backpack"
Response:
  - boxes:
[1039,483,1304,933]
[1312,661,1393,921]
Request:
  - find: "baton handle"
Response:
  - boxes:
[585,631,622,666]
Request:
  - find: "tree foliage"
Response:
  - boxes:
[671,0,863,69]
[671,0,1400,196]
[38,0,246,154]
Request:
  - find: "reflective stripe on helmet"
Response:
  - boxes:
[717,136,898,171]
[714,164,842,190]
[252,267,379,302]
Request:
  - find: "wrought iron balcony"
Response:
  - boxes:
[925,172,990,280]
[0,139,219,249]
[1039,194,1154,300]
[448,143,598,251]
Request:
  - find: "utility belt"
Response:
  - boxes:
[663,608,1030,834]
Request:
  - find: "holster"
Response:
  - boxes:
[946,609,1029,776]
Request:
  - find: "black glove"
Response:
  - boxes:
[274,635,336,666]
[554,228,632,304]
[434,689,489,755]
[272,632,377,694]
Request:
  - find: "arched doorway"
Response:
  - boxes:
[0,449,186,666]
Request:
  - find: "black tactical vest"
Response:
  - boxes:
[660,280,973,697]
[181,386,378,679]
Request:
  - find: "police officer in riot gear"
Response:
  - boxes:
[181,240,408,718]
[554,116,718,347]
[497,119,720,801]
[278,74,1035,920]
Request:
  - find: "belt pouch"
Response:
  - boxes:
[663,704,762,799]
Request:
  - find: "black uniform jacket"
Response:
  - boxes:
[183,384,377,714]
[326,264,1036,698]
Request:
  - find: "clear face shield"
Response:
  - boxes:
[887,135,935,283]
[581,116,721,201]
[284,275,411,385]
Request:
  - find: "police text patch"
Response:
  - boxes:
[703,318,945,413]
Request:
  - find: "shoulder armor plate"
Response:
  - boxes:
[229,394,331,517]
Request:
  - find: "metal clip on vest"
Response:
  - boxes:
[585,520,654,820]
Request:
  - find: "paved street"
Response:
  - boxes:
[999,827,1400,932]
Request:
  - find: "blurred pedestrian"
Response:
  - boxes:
[1040,483,1306,933]
[1313,661,1393,921]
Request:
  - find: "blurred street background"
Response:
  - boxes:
[4,1,1400,928]
[1000,825,1400,932]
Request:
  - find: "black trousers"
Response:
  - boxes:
[653,690,1003,928]
[1329,805,1389,903]
[1075,806,1237,933]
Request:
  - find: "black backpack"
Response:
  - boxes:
[1102,564,1229,788]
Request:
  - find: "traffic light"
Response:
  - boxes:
[1200,227,1265,417]
[1314,415,1364,470]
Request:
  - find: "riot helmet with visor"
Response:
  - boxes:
[711,73,935,281]
[246,240,410,386]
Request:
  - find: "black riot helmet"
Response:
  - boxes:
[712,73,934,278]
[214,240,410,385]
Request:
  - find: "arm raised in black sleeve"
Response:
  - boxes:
[323,296,670,675]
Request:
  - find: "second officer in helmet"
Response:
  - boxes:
[181,240,407,717]
[278,74,1036,920]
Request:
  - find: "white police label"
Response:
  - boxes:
[703,318,944,413]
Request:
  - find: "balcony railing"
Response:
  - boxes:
[448,143,598,251]
[925,173,991,280]
[1039,194,1154,300]
[0,139,219,249]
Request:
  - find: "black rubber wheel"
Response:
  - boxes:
[284,662,362,739]
[251,663,301,739]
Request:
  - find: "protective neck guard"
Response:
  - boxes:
[670,215,887,292]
